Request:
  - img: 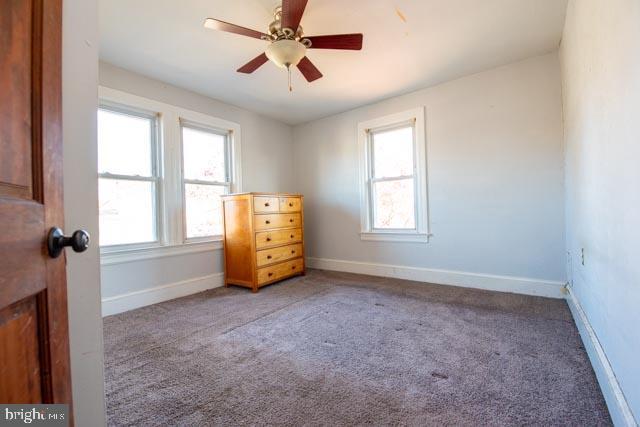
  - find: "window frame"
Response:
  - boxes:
[179,120,233,242]
[97,102,163,251]
[98,87,242,264]
[357,107,430,243]
[368,121,418,232]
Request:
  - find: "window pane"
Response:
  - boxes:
[185,184,225,238]
[99,178,156,246]
[373,178,415,229]
[372,126,414,178]
[98,109,153,176]
[182,126,226,182]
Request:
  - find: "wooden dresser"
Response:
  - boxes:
[221,192,305,292]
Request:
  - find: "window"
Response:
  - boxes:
[98,106,159,247]
[181,123,231,240]
[358,108,429,242]
[97,86,242,262]
[370,125,416,229]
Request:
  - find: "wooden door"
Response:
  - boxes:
[0,0,73,409]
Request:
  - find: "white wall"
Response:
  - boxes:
[293,53,565,287]
[62,0,106,425]
[561,0,640,423]
[98,62,294,305]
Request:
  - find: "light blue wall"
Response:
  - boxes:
[98,63,294,302]
[561,0,640,422]
[293,54,566,283]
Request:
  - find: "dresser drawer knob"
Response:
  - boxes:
[289,219,294,223]
[264,202,270,207]
[292,266,296,270]
[289,202,294,207]
[268,272,273,277]
[265,220,271,224]
[267,255,272,259]
[266,237,271,242]
[290,234,294,238]
[291,250,295,254]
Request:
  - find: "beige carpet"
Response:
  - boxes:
[103,269,610,426]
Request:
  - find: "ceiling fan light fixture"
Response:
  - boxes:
[265,39,306,68]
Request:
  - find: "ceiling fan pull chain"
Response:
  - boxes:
[288,65,292,92]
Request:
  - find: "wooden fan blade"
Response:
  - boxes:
[297,56,322,82]
[237,53,269,74]
[204,18,267,40]
[281,0,308,30]
[306,34,363,50]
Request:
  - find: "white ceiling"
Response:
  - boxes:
[99,0,568,125]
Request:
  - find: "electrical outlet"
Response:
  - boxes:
[581,248,585,266]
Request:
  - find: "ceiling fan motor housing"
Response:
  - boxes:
[265,6,309,45]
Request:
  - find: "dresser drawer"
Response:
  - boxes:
[257,258,304,285]
[279,197,301,212]
[254,196,279,213]
[256,243,303,267]
[255,228,302,249]
[254,213,301,231]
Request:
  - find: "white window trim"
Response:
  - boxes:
[98,86,242,264]
[357,107,429,243]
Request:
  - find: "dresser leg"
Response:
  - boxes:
[251,285,259,293]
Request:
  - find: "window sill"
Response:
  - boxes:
[100,240,223,266]
[360,232,430,243]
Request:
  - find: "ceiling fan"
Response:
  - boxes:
[204,0,363,91]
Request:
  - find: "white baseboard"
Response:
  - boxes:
[306,257,565,298]
[566,286,637,427]
[101,273,224,317]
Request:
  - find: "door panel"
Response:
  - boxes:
[0,0,72,413]
[0,200,46,309]
[0,0,34,198]
[0,298,42,403]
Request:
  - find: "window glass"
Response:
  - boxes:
[184,184,225,238]
[372,126,413,178]
[98,109,153,176]
[182,127,226,182]
[98,179,156,246]
[373,178,415,229]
